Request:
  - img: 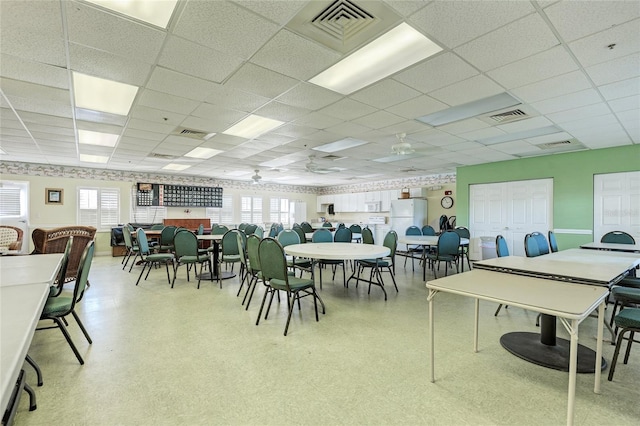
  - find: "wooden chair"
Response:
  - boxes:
[0,225,23,251]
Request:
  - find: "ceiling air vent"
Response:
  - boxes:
[286,0,401,54]
[488,109,528,123]
[539,140,574,150]
[322,154,345,161]
[172,126,209,140]
[149,153,176,160]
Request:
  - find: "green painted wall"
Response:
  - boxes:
[456,145,640,249]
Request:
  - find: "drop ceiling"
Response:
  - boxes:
[0,0,638,187]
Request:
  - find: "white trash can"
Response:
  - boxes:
[480,237,496,260]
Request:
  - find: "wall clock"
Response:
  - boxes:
[441,196,454,209]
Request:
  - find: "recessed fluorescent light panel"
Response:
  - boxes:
[184,147,223,159]
[223,115,284,139]
[73,72,138,116]
[309,23,442,95]
[78,129,119,147]
[85,0,178,28]
[417,93,521,127]
[79,154,109,163]
[313,138,368,153]
[372,152,425,163]
[162,164,191,171]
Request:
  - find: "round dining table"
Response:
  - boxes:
[397,235,470,281]
[196,234,236,282]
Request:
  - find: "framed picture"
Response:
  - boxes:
[46,188,64,205]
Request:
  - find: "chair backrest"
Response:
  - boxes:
[246,234,262,274]
[362,227,374,244]
[405,226,422,236]
[438,231,460,256]
[292,226,306,243]
[0,225,23,250]
[122,226,134,250]
[212,225,229,235]
[268,225,279,238]
[439,215,449,232]
[601,231,635,244]
[253,226,264,238]
[496,235,509,257]
[349,224,362,234]
[383,230,398,258]
[221,230,240,255]
[238,223,248,232]
[312,228,333,243]
[236,231,248,267]
[197,224,204,235]
[55,236,74,287]
[150,224,164,230]
[244,224,258,235]
[31,226,96,283]
[421,225,436,236]
[300,222,313,233]
[524,233,541,257]
[322,222,332,227]
[277,229,301,247]
[334,227,352,242]
[72,240,95,306]
[136,228,152,255]
[548,230,558,252]
[454,226,470,239]
[258,238,289,285]
[160,226,177,244]
[174,230,198,258]
[531,231,549,255]
[337,223,346,229]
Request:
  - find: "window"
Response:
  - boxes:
[78,187,120,230]
[132,206,166,224]
[241,196,262,223]
[206,194,233,225]
[0,187,22,217]
[269,197,290,225]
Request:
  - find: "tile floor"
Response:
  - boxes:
[15,254,640,425]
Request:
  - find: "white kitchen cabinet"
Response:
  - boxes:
[364,191,381,202]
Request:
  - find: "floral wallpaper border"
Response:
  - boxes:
[1,161,455,194]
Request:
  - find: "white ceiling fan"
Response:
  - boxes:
[251,169,262,184]
[304,155,341,174]
[391,133,415,155]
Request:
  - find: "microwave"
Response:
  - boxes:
[364,202,381,212]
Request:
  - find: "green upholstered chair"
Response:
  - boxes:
[349,224,362,242]
[159,225,177,253]
[608,307,640,381]
[426,231,460,278]
[122,226,140,271]
[244,224,258,236]
[235,230,250,296]
[172,230,212,289]
[609,286,640,327]
[277,229,312,277]
[311,228,332,243]
[355,230,398,300]
[524,233,541,257]
[300,222,313,234]
[242,234,263,310]
[454,226,472,271]
[48,236,73,297]
[548,230,559,252]
[361,227,374,244]
[402,226,423,271]
[319,227,351,286]
[257,237,324,336]
[211,225,229,235]
[238,223,248,232]
[322,222,332,228]
[253,226,264,238]
[601,231,635,244]
[494,235,510,316]
[38,240,95,365]
[135,228,175,286]
[292,225,307,244]
[150,224,164,230]
[421,225,436,236]
[220,229,243,276]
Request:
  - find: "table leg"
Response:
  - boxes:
[198,241,235,283]
[427,289,437,383]
[474,298,479,353]
[594,302,604,393]
[567,318,578,426]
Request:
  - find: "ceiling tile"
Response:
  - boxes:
[598,77,640,101]
[351,110,406,130]
[276,83,343,111]
[158,36,243,83]
[410,0,534,48]
[544,1,640,42]
[173,0,279,60]
[251,30,341,81]
[531,89,602,114]
[569,19,640,68]
[68,43,151,87]
[385,95,447,119]
[608,95,640,113]
[253,101,310,122]
[233,0,307,25]
[0,54,68,90]
[146,67,218,101]
[225,63,298,99]
[585,52,640,86]
[429,75,504,106]
[350,79,420,109]
[393,52,478,94]
[318,98,377,121]
[511,70,592,103]
[546,102,612,124]
[454,13,560,71]
[137,89,199,115]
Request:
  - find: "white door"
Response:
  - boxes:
[470,179,553,256]
[0,180,30,252]
[593,171,640,242]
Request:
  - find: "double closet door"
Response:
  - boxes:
[469,179,553,257]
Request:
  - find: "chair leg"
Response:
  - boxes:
[53,317,84,365]
[495,304,503,316]
[25,355,43,387]
[135,263,148,285]
[608,328,630,381]
[623,330,635,364]
[23,381,37,411]
[284,291,296,336]
[71,310,92,344]
[256,287,270,326]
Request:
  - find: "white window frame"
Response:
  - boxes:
[206,194,233,226]
[78,187,120,231]
[269,197,290,226]
[241,196,262,224]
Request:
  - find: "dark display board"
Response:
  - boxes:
[136,183,222,207]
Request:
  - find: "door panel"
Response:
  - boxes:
[594,171,640,241]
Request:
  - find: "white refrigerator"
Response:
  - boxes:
[390,199,427,236]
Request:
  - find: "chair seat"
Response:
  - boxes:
[611,286,640,303]
[179,254,210,263]
[146,253,174,262]
[42,296,73,317]
[618,277,640,289]
[614,307,640,328]
[426,253,456,262]
[270,276,314,291]
[222,255,241,262]
[360,258,390,267]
